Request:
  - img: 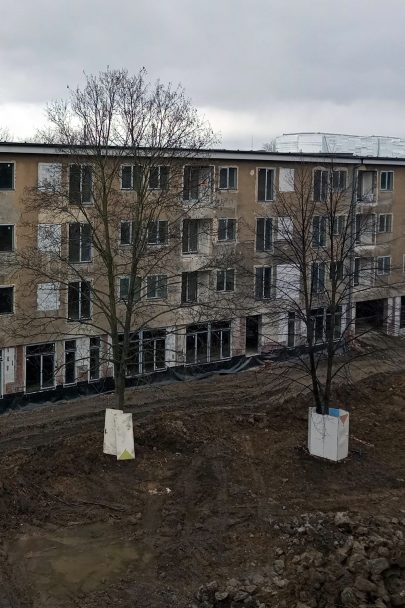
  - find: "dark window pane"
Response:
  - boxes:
[42,354,55,388]
[81,281,91,318]
[228,219,236,240]
[258,169,266,201]
[217,270,224,291]
[68,282,79,319]
[26,355,41,392]
[120,277,129,300]
[65,349,76,384]
[81,165,92,203]
[256,218,265,251]
[81,223,91,261]
[0,286,13,314]
[265,218,272,250]
[69,165,81,204]
[186,333,195,363]
[147,221,158,244]
[219,168,228,189]
[149,167,159,189]
[0,225,13,252]
[158,221,168,244]
[121,166,132,189]
[196,331,208,363]
[0,163,13,189]
[160,166,169,190]
[68,223,80,262]
[266,170,273,200]
[183,166,191,201]
[226,269,235,291]
[229,168,237,189]
[255,267,263,299]
[221,329,231,358]
[263,267,272,298]
[120,221,131,245]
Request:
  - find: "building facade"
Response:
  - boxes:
[0,143,404,404]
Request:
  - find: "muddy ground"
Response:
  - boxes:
[1,339,405,607]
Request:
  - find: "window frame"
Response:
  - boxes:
[67,280,92,321]
[216,268,235,292]
[146,274,168,300]
[25,342,56,393]
[0,161,15,191]
[376,255,391,276]
[181,271,198,304]
[0,224,15,253]
[312,215,327,248]
[257,167,275,202]
[256,217,273,252]
[218,218,236,242]
[69,164,92,205]
[148,165,169,190]
[147,220,168,246]
[380,170,394,192]
[254,266,272,300]
[182,219,199,254]
[378,213,393,234]
[218,167,238,190]
[68,222,92,263]
[0,285,14,315]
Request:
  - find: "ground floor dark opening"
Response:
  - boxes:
[245,315,260,355]
[356,298,386,332]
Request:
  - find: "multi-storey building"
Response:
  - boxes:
[1,141,405,405]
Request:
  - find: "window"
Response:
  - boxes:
[120,220,135,245]
[333,215,346,236]
[186,321,231,364]
[0,286,13,314]
[256,218,273,252]
[64,340,76,385]
[310,308,325,343]
[377,256,391,276]
[329,261,344,282]
[181,272,198,303]
[0,225,14,252]
[182,219,198,253]
[354,257,360,286]
[148,166,169,190]
[119,276,141,301]
[38,163,62,191]
[312,216,327,247]
[183,166,213,201]
[216,269,235,292]
[37,224,61,253]
[218,218,236,241]
[0,163,14,190]
[311,262,326,294]
[89,337,101,381]
[355,213,376,245]
[380,171,393,192]
[119,332,140,376]
[219,167,237,190]
[25,343,55,393]
[255,266,272,299]
[357,171,376,202]
[142,330,166,372]
[332,170,347,192]
[147,220,168,245]
[69,164,92,204]
[378,214,392,233]
[326,305,343,341]
[68,281,91,320]
[121,165,141,191]
[68,223,91,263]
[314,169,328,202]
[37,283,59,311]
[146,275,167,299]
[257,168,274,202]
[287,312,295,348]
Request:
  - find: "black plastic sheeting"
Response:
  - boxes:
[0,342,341,414]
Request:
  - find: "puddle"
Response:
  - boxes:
[7,522,152,602]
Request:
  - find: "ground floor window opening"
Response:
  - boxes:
[186,321,231,365]
[26,343,55,393]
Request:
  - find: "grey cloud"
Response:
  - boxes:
[1,0,405,144]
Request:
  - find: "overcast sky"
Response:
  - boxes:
[2,0,405,148]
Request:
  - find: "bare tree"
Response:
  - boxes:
[0,126,11,142]
[240,162,399,414]
[12,68,251,408]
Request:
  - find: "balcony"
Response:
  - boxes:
[356,171,377,205]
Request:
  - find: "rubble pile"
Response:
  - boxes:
[192,512,405,608]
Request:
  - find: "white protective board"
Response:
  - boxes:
[276,264,301,300]
[308,407,349,461]
[279,168,295,192]
[38,163,62,191]
[103,408,123,455]
[3,348,15,385]
[115,412,135,460]
[37,283,60,311]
